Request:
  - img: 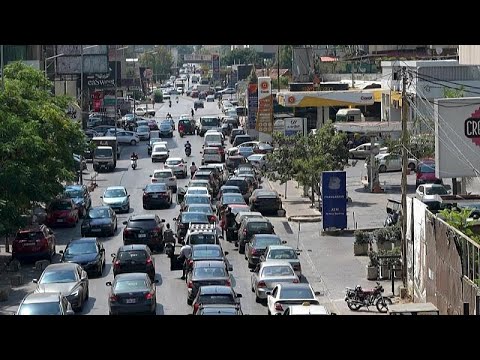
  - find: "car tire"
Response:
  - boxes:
[125,205,130,213]
[130,140,136,146]
[173,186,177,193]
[255,294,262,303]
[115,221,118,232]
[248,262,255,269]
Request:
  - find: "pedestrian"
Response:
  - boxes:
[190,162,197,179]
[177,243,192,280]
[191,108,194,117]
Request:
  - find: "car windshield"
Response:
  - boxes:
[280,288,315,299]
[50,201,72,211]
[150,138,162,145]
[223,195,245,204]
[166,159,182,165]
[160,124,171,129]
[146,184,168,192]
[426,187,448,195]
[87,208,109,219]
[222,188,241,195]
[114,279,148,292]
[255,237,281,247]
[40,269,77,284]
[65,242,97,256]
[18,302,62,315]
[199,294,235,304]
[194,266,226,278]
[128,219,157,229]
[201,118,220,127]
[262,265,294,277]
[185,196,210,205]
[118,250,147,261]
[137,126,149,132]
[182,213,209,223]
[248,222,270,231]
[153,146,168,152]
[226,180,247,192]
[154,171,171,178]
[200,307,238,315]
[188,206,213,214]
[190,234,216,244]
[104,189,126,198]
[16,231,43,240]
[420,164,435,173]
[204,148,219,154]
[205,134,222,143]
[65,189,83,198]
[193,248,222,258]
[268,249,297,260]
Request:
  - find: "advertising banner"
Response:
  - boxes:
[256,76,273,133]
[247,83,258,130]
[322,171,347,231]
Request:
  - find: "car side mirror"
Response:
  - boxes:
[296,251,301,256]
[282,240,287,244]
[154,279,159,283]
[236,294,243,298]
[228,265,233,272]
[149,175,153,177]
[59,250,64,254]
[127,194,130,197]
[66,309,75,316]
[224,251,229,256]
[32,279,38,283]
[100,196,103,198]
[314,291,321,296]
[123,221,128,225]
[173,218,177,221]
[106,281,112,286]
[161,219,166,222]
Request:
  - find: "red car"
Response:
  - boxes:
[191,90,199,98]
[12,225,56,261]
[147,119,159,131]
[46,198,79,227]
[416,159,442,187]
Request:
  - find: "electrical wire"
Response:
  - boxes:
[407,68,480,92]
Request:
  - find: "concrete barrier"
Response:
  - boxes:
[35,259,50,271]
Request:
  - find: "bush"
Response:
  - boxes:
[154,90,163,103]
[373,228,388,244]
[354,230,371,245]
[368,251,379,267]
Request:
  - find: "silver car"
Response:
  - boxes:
[16,292,75,315]
[136,125,151,141]
[250,260,299,302]
[372,153,417,173]
[33,263,89,312]
[247,154,268,171]
[165,157,188,178]
[105,129,140,145]
[348,142,388,159]
[101,186,130,213]
[260,245,302,278]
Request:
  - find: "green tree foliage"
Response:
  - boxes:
[382,131,434,159]
[443,85,464,98]
[222,48,261,66]
[277,45,293,69]
[0,62,85,236]
[267,121,348,205]
[439,208,480,244]
[139,46,173,81]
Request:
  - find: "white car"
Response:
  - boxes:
[206,95,215,102]
[266,283,320,315]
[247,154,268,171]
[202,147,223,164]
[283,303,331,315]
[415,183,449,202]
[185,187,211,198]
[150,169,177,192]
[371,153,417,173]
[164,157,188,178]
[151,144,170,162]
[179,114,191,120]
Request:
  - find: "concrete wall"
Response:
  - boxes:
[322,73,382,82]
[459,45,480,65]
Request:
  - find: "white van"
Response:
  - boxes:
[336,108,364,122]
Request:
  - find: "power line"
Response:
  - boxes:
[407,68,480,92]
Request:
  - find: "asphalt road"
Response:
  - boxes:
[32,94,323,315]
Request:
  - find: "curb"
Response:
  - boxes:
[321,227,381,236]
[288,216,322,223]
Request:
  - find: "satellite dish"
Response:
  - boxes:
[435,47,443,55]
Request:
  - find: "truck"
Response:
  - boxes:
[91,136,121,172]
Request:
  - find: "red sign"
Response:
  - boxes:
[288,96,296,104]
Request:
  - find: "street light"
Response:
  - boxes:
[44,53,65,77]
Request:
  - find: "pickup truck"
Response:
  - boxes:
[135,106,156,117]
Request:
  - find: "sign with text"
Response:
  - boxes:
[322,171,347,231]
[256,77,273,134]
[247,83,258,130]
[284,117,306,136]
[184,54,212,63]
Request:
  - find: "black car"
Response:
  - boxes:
[106,273,158,315]
[249,189,283,215]
[232,134,252,147]
[230,128,245,144]
[196,303,243,315]
[60,237,105,277]
[112,244,155,281]
[81,206,117,237]
[189,244,232,273]
[173,212,210,241]
[123,214,166,252]
[178,119,196,135]
[191,285,242,315]
[224,177,251,201]
[237,218,275,254]
[64,185,92,218]
[186,260,231,305]
[245,234,285,269]
[194,100,204,110]
[143,183,172,209]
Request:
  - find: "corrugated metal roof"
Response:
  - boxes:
[418,65,480,81]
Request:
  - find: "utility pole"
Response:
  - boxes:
[277,45,281,92]
[401,66,408,288]
[1,45,4,91]
[351,60,355,89]
[80,45,88,131]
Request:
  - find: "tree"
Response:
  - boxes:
[277,45,293,69]
[0,62,86,238]
[139,46,173,82]
[222,48,261,66]
[267,122,349,206]
[444,85,465,98]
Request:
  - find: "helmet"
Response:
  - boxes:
[355,285,362,291]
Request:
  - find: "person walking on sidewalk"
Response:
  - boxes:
[190,162,197,179]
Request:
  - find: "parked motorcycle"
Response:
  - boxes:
[384,212,399,227]
[131,159,137,170]
[344,282,392,313]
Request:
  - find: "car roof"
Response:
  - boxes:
[288,304,330,315]
[154,169,173,173]
[422,184,444,188]
[260,260,294,268]
[166,157,183,161]
[266,245,294,251]
[195,171,213,175]
[65,185,84,190]
[90,206,111,211]
[44,263,79,271]
[129,214,157,221]
[192,244,222,250]
[106,186,127,191]
[221,186,241,190]
[17,225,46,233]
[253,234,281,240]
[118,244,149,251]
[253,190,278,197]
[199,285,233,294]
[115,272,149,281]
[187,187,209,191]
[193,260,226,268]
[277,283,312,291]
[68,237,97,244]
[22,292,62,304]
[244,217,271,223]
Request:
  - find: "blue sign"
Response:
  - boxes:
[322,171,347,230]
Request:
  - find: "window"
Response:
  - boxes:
[40,270,77,284]
[128,219,157,229]
[118,250,147,261]
[18,302,62,315]
[114,279,148,291]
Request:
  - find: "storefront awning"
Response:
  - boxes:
[277,90,377,107]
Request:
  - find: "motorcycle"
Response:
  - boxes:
[130,158,137,170]
[185,146,191,157]
[179,127,185,138]
[344,282,392,313]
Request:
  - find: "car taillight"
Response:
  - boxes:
[146,258,153,266]
[293,278,299,283]
[145,292,154,300]
[188,281,193,289]
[257,281,266,288]
[114,260,121,269]
[110,295,118,302]
[123,229,131,236]
[274,303,283,311]
[225,279,231,286]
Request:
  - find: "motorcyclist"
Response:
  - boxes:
[166,113,172,119]
[130,152,138,161]
[177,242,192,280]
[190,161,197,179]
[184,140,191,155]
[184,141,191,149]
[163,223,176,256]
[178,122,185,135]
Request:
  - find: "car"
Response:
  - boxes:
[224,177,252,201]
[122,214,166,252]
[159,122,174,138]
[136,125,151,141]
[186,260,231,305]
[185,187,211,198]
[185,204,217,223]
[415,183,449,202]
[193,169,221,193]
[202,146,223,164]
[182,194,212,212]
[372,153,417,173]
[198,118,222,137]
[249,189,283,215]
[195,303,243,315]
[178,118,196,135]
[64,185,91,218]
[230,128,245,144]
[33,263,89,312]
[60,237,105,277]
[150,169,177,192]
[237,217,275,254]
[191,285,241,315]
[237,141,259,158]
[254,142,274,154]
[237,173,259,191]
[187,179,214,194]
[226,204,250,216]
[46,198,79,228]
[147,119,159,131]
[12,225,56,262]
[93,125,117,136]
[225,211,263,243]
[87,117,103,128]
[416,159,442,187]
[188,244,232,274]
[348,142,388,159]
[143,183,172,209]
[226,155,247,172]
[219,87,236,95]
[266,283,320,315]
[184,224,222,247]
[135,119,149,127]
[81,206,117,237]
[198,91,207,100]
[190,90,199,98]
[165,157,188,178]
[173,212,211,241]
[205,163,229,184]
[106,272,158,315]
[245,234,285,269]
[261,245,302,278]
[206,95,215,102]
[151,144,170,162]
[247,154,268,171]
[105,129,140,145]
[147,137,163,155]
[220,193,247,210]
[194,100,205,111]
[283,303,332,315]
[16,292,75,315]
[112,244,156,281]
[135,107,156,117]
[163,118,176,131]
[232,134,252,147]
[217,185,242,200]
[101,186,130,213]
[250,261,299,302]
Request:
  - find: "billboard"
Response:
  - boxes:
[184,54,212,63]
[284,117,306,136]
[247,83,258,129]
[86,61,121,88]
[256,76,273,134]
[434,97,480,178]
[56,45,109,75]
[322,171,347,231]
[212,54,220,81]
